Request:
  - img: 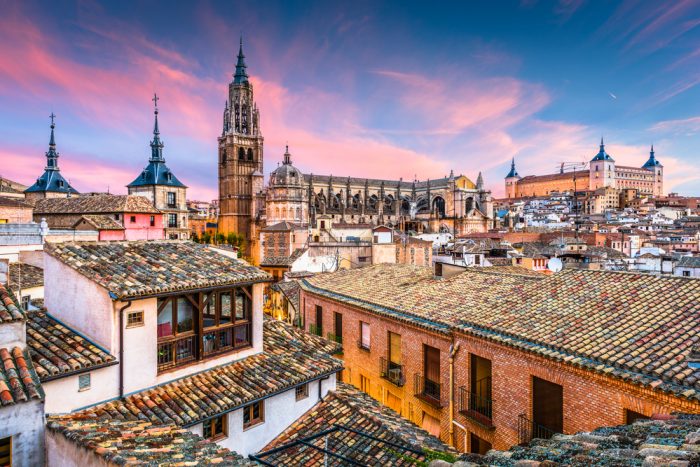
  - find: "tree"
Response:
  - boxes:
[202,232,212,244]
[215,233,225,245]
[226,232,238,245]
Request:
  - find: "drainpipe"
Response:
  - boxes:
[116,298,133,398]
[448,341,461,447]
[318,374,331,402]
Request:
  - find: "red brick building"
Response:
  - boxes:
[299,265,700,453]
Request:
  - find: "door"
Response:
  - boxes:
[532,377,563,436]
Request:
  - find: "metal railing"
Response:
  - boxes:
[517,414,559,445]
[157,335,196,372]
[380,357,405,387]
[414,374,441,407]
[309,323,322,337]
[458,386,494,428]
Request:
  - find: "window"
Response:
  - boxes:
[168,213,177,228]
[359,321,370,350]
[295,383,309,401]
[130,215,136,223]
[21,296,30,310]
[243,401,264,429]
[312,305,323,336]
[203,414,227,440]
[389,332,401,366]
[126,311,144,328]
[167,192,177,207]
[0,436,10,467]
[114,214,120,220]
[470,433,492,455]
[78,373,91,391]
[625,409,650,425]
[150,215,155,227]
[683,270,690,277]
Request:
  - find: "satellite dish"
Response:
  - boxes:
[547,257,563,273]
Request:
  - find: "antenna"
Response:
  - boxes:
[557,161,589,242]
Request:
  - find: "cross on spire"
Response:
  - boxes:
[152,93,159,110]
[49,112,56,126]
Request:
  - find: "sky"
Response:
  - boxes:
[1,0,700,201]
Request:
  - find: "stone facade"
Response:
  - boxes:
[506,141,664,199]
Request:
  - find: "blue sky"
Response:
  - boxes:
[1,0,699,199]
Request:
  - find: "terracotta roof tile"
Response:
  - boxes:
[259,382,457,465]
[302,264,700,401]
[0,346,44,405]
[46,417,256,465]
[26,310,117,380]
[34,194,160,214]
[0,282,25,323]
[45,240,271,299]
[73,214,125,230]
[8,262,43,292]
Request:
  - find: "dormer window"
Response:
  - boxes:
[58,180,64,188]
[166,172,172,182]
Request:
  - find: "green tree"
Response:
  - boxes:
[215,233,225,245]
[202,232,212,244]
[226,232,238,245]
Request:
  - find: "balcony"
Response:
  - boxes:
[326,332,343,354]
[414,374,442,408]
[380,357,405,387]
[202,327,233,357]
[517,414,559,445]
[458,386,494,429]
[157,335,196,372]
[309,323,322,337]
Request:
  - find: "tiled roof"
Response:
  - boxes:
[475,413,700,465]
[45,240,271,299]
[0,282,25,323]
[0,196,32,208]
[258,382,457,466]
[486,265,544,276]
[8,262,44,292]
[46,417,255,466]
[518,170,589,184]
[73,214,125,230]
[0,347,43,406]
[272,280,301,317]
[34,194,160,215]
[75,318,342,426]
[26,310,117,381]
[260,248,307,267]
[261,221,304,231]
[302,264,700,401]
[678,255,700,268]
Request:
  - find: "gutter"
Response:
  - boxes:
[448,341,460,447]
[115,298,133,398]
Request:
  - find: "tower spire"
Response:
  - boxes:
[506,157,519,178]
[234,35,249,85]
[150,93,164,162]
[46,113,59,170]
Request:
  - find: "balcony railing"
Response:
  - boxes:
[414,374,442,407]
[380,357,405,387]
[459,385,494,428]
[357,340,370,351]
[157,335,196,372]
[309,323,322,337]
[202,327,233,357]
[517,414,559,445]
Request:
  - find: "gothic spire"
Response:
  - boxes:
[150,93,164,162]
[46,112,59,170]
[234,36,249,85]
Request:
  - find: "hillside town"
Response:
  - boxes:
[1,4,700,466]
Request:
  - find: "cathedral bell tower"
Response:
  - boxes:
[218,38,264,259]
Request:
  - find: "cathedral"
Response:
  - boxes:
[218,40,494,263]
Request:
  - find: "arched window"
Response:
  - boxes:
[465,197,474,212]
[275,207,280,219]
[238,148,246,160]
[221,151,226,165]
[296,207,301,219]
[247,148,254,161]
[432,196,446,218]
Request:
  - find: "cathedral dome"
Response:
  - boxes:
[270,146,303,187]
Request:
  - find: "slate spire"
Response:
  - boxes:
[150,93,164,162]
[46,112,59,170]
[234,36,249,85]
[506,157,519,178]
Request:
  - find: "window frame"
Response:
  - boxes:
[126,310,144,328]
[242,401,264,430]
[295,383,309,401]
[359,321,370,350]
[78,373,91,392]
[203,414,228,441]
[0,436,11,467]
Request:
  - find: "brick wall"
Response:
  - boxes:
[301,288,700,453]
[0,205,32,223]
